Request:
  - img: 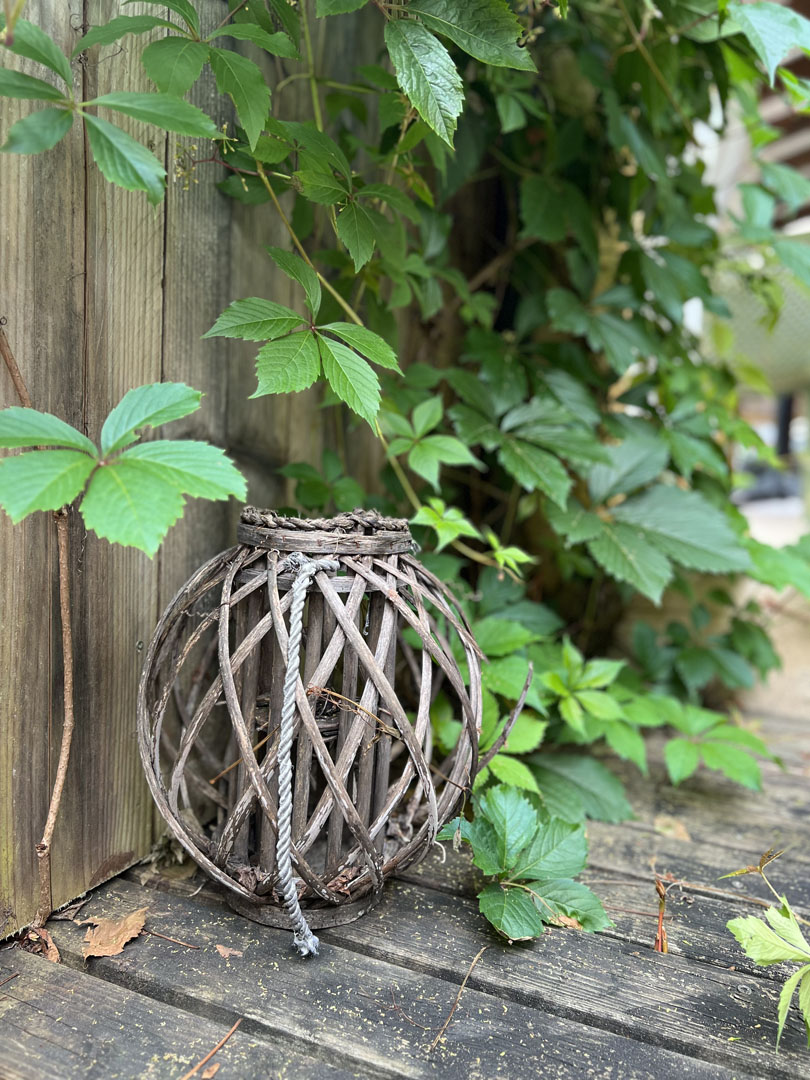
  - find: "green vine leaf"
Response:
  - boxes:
[384,19,463,147]
[84,114,166,204]
[266,246,322,318]
[1,17,73,84]
[1,107,73,154]
[207,24,299,60]
[141,37,209,97]
[80,459,186,556]
[204,298,307,341]
[319,323,400,372]
[100,383,202,456]
[118,441,247,501]
[409,0,535,71]
[317,336,380,425]
[0,450,96,521]
[72,15,179,56]
[478,883,545,940]
[254,333,322,396]
[335,201,376,270]
[208,47,269,150]
[124,0,200,36]
[87,92,219,138]
[0,408,96,454]
[0,69,67,100]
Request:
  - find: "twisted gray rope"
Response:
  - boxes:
[276,551,340,957]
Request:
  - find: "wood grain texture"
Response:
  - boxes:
[0,949,353,1080]
[0,0,86,938]
[44,876,748,1080]
[1,0,387,934]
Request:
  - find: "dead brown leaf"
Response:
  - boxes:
[80,906,148,960]
[26,928,60,963]
[551,913,583,930]
[215,944,243,960]
[51,897,90,922]
[654,815,691,842]
[201,1065,221,1079]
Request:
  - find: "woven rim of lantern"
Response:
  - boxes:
[136,509,484,930]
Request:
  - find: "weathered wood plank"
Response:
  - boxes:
[0,0,86,936]
[156,1,237,607]
[46,878,750,1079]
[0,949,352,1079]
[47,0,166,915]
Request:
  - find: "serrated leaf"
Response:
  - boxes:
[498,439,571,509]
[412,396,444,437]
[511,818,587,880]
[664,738,700,785]
[84,114,165,204]
[479,785,539,871]
[253,333,321,396]
[504,712,547,754]
[478,883,545,940]
[613,487,750,576]
[124,0,200,35]
[777,965,810,1049]
[588,522,672,605]
[603,722,647,773]
[208,24,299,60]
[119,441,246,500]
[529,754,632,823]
[267,247,321,317]
[438,815,503,874]
[474,617,539,658]
[0,408,96,454]
[0,69,65,100]
[487,754,541,792]
[355,182,420,223]
[1,107,73,154]
[319,323,400,372]
[576,690,624,721]
[384,19,463,147]
[577,659,624,689]
[700,742,761,790]
[727,0,810,84]
[529,879,612,932]
[80,459,185,556]
[208,48,269,150]
[589,434,669,503]
[204,297,306,341]
[727,912,810,966]
[318,336,380,425]
[546,500,603,544]
[409,0,535,71]
[100,383,201,456]
[72,15,177,56]
[141,37,209,97]
[294,167,350,204]
[482,655,545,712]
[335,201,376,270]
[3,18,73,84]
[0,450,96,521]
[88,92,218,138]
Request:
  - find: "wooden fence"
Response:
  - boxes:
[0,0,376,934]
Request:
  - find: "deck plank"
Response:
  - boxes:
[36,875,809,1078]
[0,949,352,1079]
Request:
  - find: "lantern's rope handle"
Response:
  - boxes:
[276,551,340,957]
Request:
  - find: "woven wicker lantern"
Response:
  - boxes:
[137,509,482,952]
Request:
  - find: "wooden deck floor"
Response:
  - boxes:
[1,710,809,1079]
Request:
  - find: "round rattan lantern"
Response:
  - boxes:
[137,508,482,952]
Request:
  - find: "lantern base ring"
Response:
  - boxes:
[226,888,383,930]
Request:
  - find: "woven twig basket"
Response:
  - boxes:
[137,509,482,928]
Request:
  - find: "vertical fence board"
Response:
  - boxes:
[0,0,381,936]
[48,0,167,910]
[0,0,86,936]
